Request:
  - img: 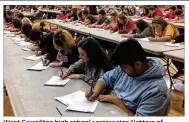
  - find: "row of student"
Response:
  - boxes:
[4,7,183,79]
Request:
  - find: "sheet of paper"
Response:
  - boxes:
[21,47,30,51]
[23,55,44,61]
[164,42,180,47]
[7,34,16,37]
[16,42,32,46]
[27,61,50,71]
[11,37,25,42]
[4,31,11,34]
[44,76,70,86]
[55,90,98,113]
[139,38,150,42]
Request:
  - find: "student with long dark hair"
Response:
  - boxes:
[59,37,113,86]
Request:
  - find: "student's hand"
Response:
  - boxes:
[42,32,47,35]
[50,63,61,68]
[35,50,42,56]
[59,72,68,79]
[97,95,115,103]
[31,45,39,51]
[42,59,50,66]
[85,89,98,101]
[68,74,81,79]
[148,37,156,41]
[171,40,176,44]
[88,25,95,28]
[121,34,134,38]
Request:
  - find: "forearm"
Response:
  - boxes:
[156,36,172,42]
[93,81,106,96]
[112,97,134,116]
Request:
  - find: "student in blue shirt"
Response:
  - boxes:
[85,38,170,116]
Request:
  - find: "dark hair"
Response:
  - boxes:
[152,16,168,30]
[78,11,83,18]
[40,22,45,26]
[21,24,32,38]
[16,13,24,19]
[169,6,176,11]
[136,19,151,32]
[141,7,149,16]
[98,9,106,16]
[177,5,183,10]
[6,11,13,16]
[149,6,155,11]
[29,29,43,41]
[12,19,22,29]
[78,37,110,68]
[65,9,72,14]
[83,9,89,16]
[130,6,136,16]
[111,38,147,66]
[54,30,65,47]
[175,9,183,16]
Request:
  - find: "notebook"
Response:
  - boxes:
[164,42,180,47]
[11,37,25,42]
[55,90,98,113]
[139,38,150,42]
[22,47,30,51]
[27,61,50,71]
[23,55,44,61]
[44,76,70,86]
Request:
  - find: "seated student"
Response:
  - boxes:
[15,12,24,21]
[148,17,179,42]
[75,11,85,23]
[174,9,184,23]
[164,6,176,19]
[129,6,141,16]
[88,9,110,28]
[85,14,98,25]
[32,21,49,32]
[15,17,32,35]
[140,7,149,17]
[29,29,54,56]
[117,14,136,34]
[122,19,154,38]
[146,6,163,18]
[103,10,118,33]
[64,9,78,22]
[5,10,14,24]
[122,7,130,16]
[9,18,22,32]
[59,37,113,86]
[43,30,79,68]
[85,38,170,116]
[20,24,32,39]
[56,10,67,20]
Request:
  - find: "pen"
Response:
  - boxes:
[56,107,63,116]
[40,57,43,62]
[90,85,93,95]
[60,67,63,74]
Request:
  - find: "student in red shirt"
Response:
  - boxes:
[57,10,68,20]
[147,6,163,18]
[164,6,176,19]
[117,14,136,34]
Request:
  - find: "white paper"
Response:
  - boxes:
[7,34,16,37]
[22,47,30,51]
[24,55,44,61]
[55,90,98,113]
[4,31,11,34]
[164,42,180,47]
[139,38,150,42]
[16,42,32,46]
[11,37,25,42]
[27,61,50,71]
[44,76,70,86]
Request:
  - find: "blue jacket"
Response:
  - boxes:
[98,57,170,116]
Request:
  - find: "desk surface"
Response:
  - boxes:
[39,9,61,14]
[44,19,185,56]
[163,49,184,63]
[3,34,127,117]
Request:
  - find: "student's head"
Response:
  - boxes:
[65,9,72,16]
[78,11,84,19]
[152,16,168,33]
[77,37,108,67]
[12,19,22,29]
[6,11,13,19]
[130,6,136,15]
[149,6,155,15]
[21,17,32,25]
[118,14,128,25]
[83,9,89,18]
[29,29,43,42]
[136,19,151,32]
[143,7,149,15]
[123,7,130,15]
[98,9,106,19]
[110,10,118,22]
[111,38,148,77]
[15,13,24,21]
[53,30,76,53]
[21,24,32,38]
[175,9,183,17]
[169,6,176,13]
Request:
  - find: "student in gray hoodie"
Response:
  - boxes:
[59,37,113,86]
[85,38,170,116]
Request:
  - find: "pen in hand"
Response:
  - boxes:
[60,67,63,74]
